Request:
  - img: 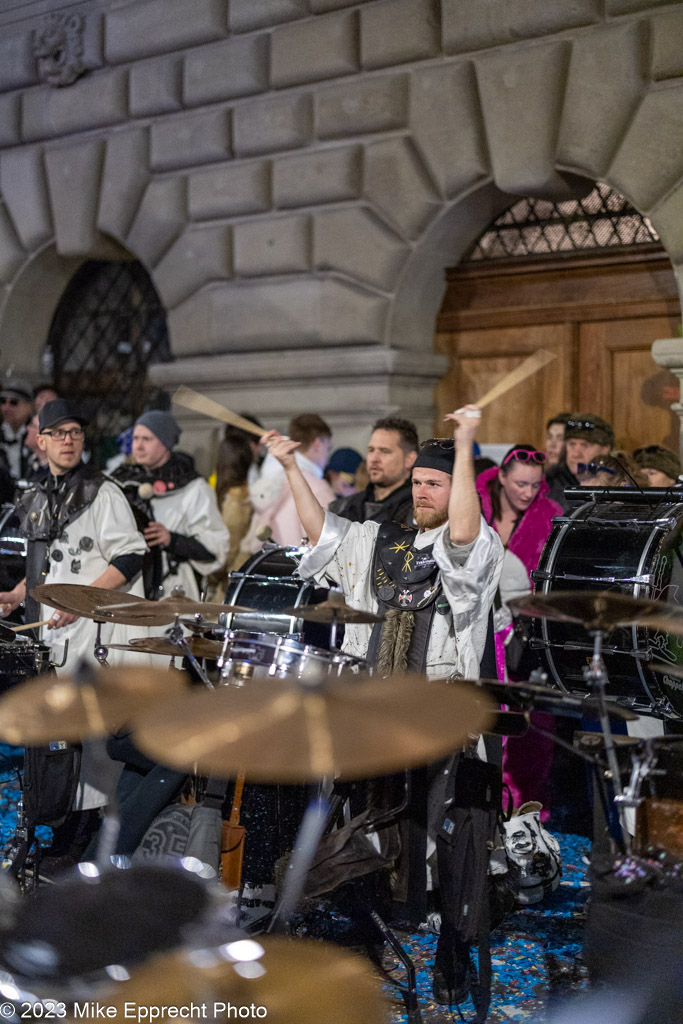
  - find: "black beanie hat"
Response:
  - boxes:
[413,439,455,476]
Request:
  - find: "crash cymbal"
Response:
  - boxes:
[283,591,384,625]
[128,635,224,658]
[100,595,255,626]
[133,672,493,782]
[30,583,147,623]
[0,666,189,745]
[468,677,638,721]
[102,937,387,1024]
[509,590,683,636]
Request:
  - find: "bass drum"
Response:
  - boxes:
[531,499,683,718]
[224,545,333,648]
[0,503,26,594]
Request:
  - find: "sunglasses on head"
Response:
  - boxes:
[420,437,455,451]
[577,462,616,476]
[566,418,599,432]
[502,448,546,466]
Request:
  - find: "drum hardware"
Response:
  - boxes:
[131,671,493,782]
[468,676,638,722]
[564,486,683,506]
[216,631,367,688]
[510,591,683,636]
[0,665,190,745]
[532,570,655,585]
[283,591,385,651]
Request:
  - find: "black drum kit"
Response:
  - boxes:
[0,500,681,1020]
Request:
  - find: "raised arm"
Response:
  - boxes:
[443,404,483,545]
[261,431,326,545]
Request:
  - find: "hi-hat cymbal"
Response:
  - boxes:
[509,590,683,636]
[468,677,638,721]
[282,593,384,625]
[133,673,493,782]
[102,937,387,1024]
[100,595,255,625]
[0,666,189,745]
[30,583,148,624]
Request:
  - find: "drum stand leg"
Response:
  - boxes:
[168,617,214,690]
[94,620,109,667]
[584,630,631,854]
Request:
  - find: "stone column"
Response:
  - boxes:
[651,338,683,459]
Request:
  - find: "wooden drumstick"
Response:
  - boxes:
[473,348,556,410]
[11,619,52,632]
[173,386,264,438]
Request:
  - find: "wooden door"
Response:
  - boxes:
[435,251,681,452]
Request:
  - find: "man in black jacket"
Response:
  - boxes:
[330,416,418,525]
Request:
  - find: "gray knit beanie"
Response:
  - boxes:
[135,410,180,452]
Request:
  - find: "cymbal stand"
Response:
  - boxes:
[93,619,110,667]
[584,629,631,853]
[167,615,214,689]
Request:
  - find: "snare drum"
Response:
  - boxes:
[219,630,363,685]
[224,545,332,647]
[531,498,683,717]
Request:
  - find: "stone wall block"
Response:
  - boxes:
[0,148,53,250]
[309,0,361,11]
[651,8,683,81]
[0,205,25,283]
[153,225,232,308]
[273,146,362,208]
[0,95,20,148]
[476,42,573,198]
[168,276,387,354]
[0,31,38,93]
[229,0,310,33]
[22,68,128,143]
[315,74,409,139]
[45,139,105,256]
[363,137,441,238]
[361,0,440,70]
[130,57,183,117]
[442,0,601,54]
[557,23,646,178]
[151,110,231,171]
[233,215,311,276]
[608,83,683,211]
[184,35,269,106]
[271,10,359,88]
[105,0,227,63]
[233,94,312,156]
[314,207,409,290]
[126,177,187,267]
[189,161,271,219]
[606,0,671,13]
[97,128,150,241]
[650,185,683,264]
[410,62,489,198]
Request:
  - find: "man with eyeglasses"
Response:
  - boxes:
[546,413,614,510]
[0,377,34,482]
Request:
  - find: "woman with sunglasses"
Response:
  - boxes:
[476,444,563,818]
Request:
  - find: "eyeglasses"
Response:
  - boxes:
[40,427,85,441]
[0,397,20,407]
[566,418,598,432]
[420,437,455,451]
[577,462,616,476]
[502,448,546,466]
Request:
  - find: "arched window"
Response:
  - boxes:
[45,260,171,466]
[466,182,660,262]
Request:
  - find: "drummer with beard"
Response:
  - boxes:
[111,411,229,603]
[262,406,504,1006]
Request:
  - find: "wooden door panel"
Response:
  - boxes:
[435,324,574,448]
[579,317,680,451]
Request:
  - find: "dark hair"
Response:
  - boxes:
[288,413,332,448]
[487,444,542,522]
[371,416,419,454]
[32,382,58,399]
[546,411,573,431]
[215,434,253,507]
[223,412,263,446]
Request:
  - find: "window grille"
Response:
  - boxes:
[466,182,660,262]
[45,260,171,467]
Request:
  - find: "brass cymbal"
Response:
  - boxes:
[100,595,255,625]
[467,677,638,721]
[282,592,384,625]
[30,583,148,624]
[0,666,189,745]
[127,635,224,658]
[509,590,683,636]
[102,937,388,1024]
[651,661,683,680]
[133,672,493,782]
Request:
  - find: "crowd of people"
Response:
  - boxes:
[0,372,680,1008]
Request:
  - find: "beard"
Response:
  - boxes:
[413,505,448,530]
